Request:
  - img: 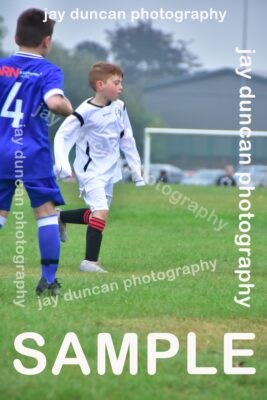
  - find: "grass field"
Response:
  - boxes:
[0,181,266,399]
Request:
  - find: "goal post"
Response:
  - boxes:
[143,127,267,182]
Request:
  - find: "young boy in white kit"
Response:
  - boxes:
[54,62,144,272]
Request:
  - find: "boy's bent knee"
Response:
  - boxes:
[92,210,109,221]
[33,201,56,219]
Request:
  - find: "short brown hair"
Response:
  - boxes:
[89,62,123,91]
[15,8,55,48]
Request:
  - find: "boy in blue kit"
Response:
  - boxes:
[0,9,73,295]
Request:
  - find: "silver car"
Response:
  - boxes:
[148,163,184,184]
[181,169,225,186]
[235,165,267,187]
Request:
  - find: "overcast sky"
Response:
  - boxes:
[1,0,266,71]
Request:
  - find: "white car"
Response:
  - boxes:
[181,169,225,186]
[148,163,184,183]
[235,165,267,187]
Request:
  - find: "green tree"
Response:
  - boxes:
[47,42,96,141]
[107,21,200,83]
[75,41,108,60]
[48,42,96,107]
[0,16,7,56]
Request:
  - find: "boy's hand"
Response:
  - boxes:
[54,164,72,180]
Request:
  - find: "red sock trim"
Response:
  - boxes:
[83,209,91,224]
[89,217,106,232]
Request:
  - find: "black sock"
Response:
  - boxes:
[85,217,106,262]
[60,208,91,224]
[85,227,103,261]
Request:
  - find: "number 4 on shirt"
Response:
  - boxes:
[1,82,24,128]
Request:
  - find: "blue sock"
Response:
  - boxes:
[0,215,7,229]
[37,215,60,284]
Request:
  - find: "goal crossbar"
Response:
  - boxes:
[143,127,267,182]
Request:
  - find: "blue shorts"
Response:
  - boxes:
[0,178,65,211]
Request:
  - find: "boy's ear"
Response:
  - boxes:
[14,34,20,46]
[95,80,105,91]
[42,36,52,50]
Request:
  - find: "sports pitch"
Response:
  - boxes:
[1,182,266,399]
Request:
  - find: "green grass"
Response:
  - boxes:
[0,182,266,399]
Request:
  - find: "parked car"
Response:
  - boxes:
[259,174,267,187]
[148,163,184,184]
[181,169,225,186]
[235,165,267,187]
[121,159,132,182]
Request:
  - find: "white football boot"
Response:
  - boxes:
[80,260,107,273]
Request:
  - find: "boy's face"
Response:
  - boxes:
[100,74,123,102]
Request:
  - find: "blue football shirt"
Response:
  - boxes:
[0,51,64,179]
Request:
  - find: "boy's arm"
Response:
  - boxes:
[43,66,73,116]
[120,107,145,187]
[54,114,81,179]
[46,94,73,116]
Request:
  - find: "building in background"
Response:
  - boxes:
[142,68,267,168]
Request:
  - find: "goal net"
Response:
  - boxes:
[143,127,267,182]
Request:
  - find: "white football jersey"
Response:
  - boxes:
[54,98,144,193]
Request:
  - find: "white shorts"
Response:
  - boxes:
[83,184,113,211]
